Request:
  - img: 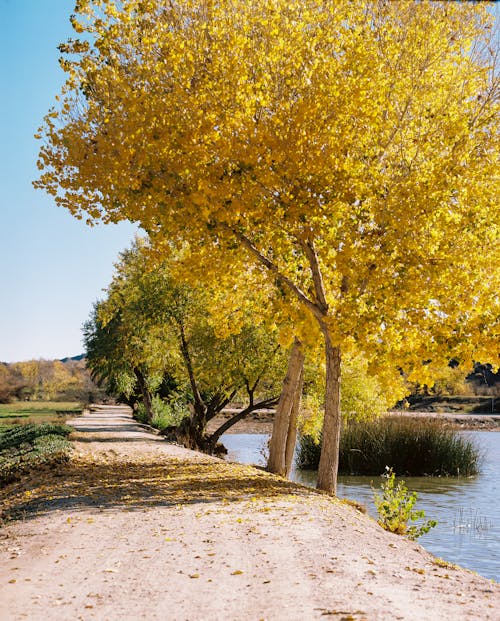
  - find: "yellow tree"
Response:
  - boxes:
[36,0,499,493]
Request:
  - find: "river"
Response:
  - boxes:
[221,430,499,581]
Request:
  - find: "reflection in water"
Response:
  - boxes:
[222,431,499,581]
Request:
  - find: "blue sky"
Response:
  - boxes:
[1,2,497,364]
[0,0,138,362]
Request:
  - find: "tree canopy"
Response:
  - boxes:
[85,238,288,449]
[36,0,500,492]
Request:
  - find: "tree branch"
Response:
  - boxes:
[207,397,279,446]
[175,317,205,415]
[298,235,329,313]
[205,388,238,421]
[222,224,324,321]
[249,344,281,394]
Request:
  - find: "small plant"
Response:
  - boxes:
[433,557,459,570]
[373,467,437,540]
[150,395,188,431]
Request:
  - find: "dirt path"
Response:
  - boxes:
[0,406,498,621]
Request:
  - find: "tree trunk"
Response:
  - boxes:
[284,363,304,477]
[134,367,153,424]
[316,333,342,494]
[267,338,305,476]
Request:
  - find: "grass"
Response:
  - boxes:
[297,416,481,476]
[0,423,73,487]
[0,401,82,425]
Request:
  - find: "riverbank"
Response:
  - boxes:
[208,409,500,435]
[0,406,498,620]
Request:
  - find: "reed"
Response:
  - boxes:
[297,416,481,476]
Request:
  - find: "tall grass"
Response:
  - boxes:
[297,417,481,476]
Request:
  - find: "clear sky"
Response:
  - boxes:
[0,0,138,363]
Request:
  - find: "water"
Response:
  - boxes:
[221,431,500,581]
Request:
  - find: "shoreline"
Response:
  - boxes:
[208,409,500,435]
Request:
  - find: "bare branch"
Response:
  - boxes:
[298,235,329,313]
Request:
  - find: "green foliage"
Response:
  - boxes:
[135,395,188,431]
[82,306,139,399]
[297,417,481,476]
[296,433,323,470]
[86,238,286,447]
[0,423,72,451]
[373,468,437,540]
[0,423,72,486]
[299,353,407,441]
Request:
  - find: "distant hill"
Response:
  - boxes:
[59,354,86,363]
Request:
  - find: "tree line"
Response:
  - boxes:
[0,358,104,404]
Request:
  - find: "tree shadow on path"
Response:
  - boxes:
[1,457,318,523]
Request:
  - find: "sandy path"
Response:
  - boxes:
[0,406,498,621]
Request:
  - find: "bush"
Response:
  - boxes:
[297,416,481,476]
[135,395,188,431]
[0,423,72,486]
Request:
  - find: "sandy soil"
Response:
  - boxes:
[0,406,498,621]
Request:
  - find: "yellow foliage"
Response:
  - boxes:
[35,0,499,376]
[299,352,408,441]
[35,1,500,487]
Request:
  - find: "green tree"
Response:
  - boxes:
[83,305,144,407]
[92,239,287,450]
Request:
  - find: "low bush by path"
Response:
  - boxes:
[0,423,72,487]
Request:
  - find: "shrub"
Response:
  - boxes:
[135,395,188,431]
[151,396,188,431]
[374,467,437,540]
[0,423,72,486]
[297,416,481,476]
[134,403,149,424]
